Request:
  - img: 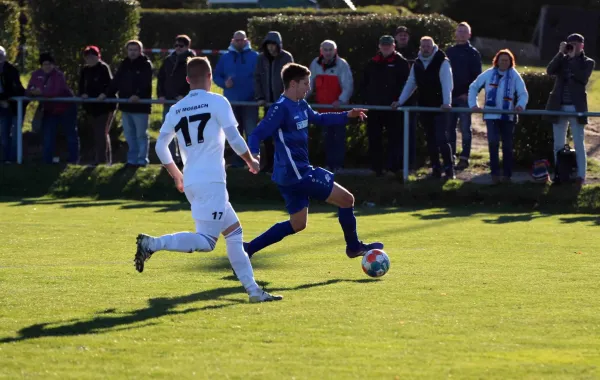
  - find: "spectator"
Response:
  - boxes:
[446,22,482,170]
[393,36,454,179]
[362,35,410,177]
[394,25,418,169]
[157,34,196,165]
[100,40,153,168]
[545,33,595,185]
[27,52,79,164]
[394,26,418,62]
[78,45,115,166]
[254,31,293,173]
[0,46,25,163]
[307,39,353,172]
[469,49,528,184]
[214,30,258,168]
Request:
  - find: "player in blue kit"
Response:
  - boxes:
[244,63,384,260]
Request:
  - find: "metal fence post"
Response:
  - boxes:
[17,98,23,164]
[403,108,410,183]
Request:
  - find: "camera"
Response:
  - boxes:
[565,43,574,52]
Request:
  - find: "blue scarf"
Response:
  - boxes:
[485,68,513,121]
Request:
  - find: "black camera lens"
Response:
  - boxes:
[566,44,574,52]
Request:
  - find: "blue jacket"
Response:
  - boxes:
[248,95,348,186]
[214,41,258,101]
[446,41,482,99]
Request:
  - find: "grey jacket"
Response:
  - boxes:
[545,52,595,124]
[254,31,294,102]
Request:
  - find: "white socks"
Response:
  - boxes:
[147,228,261,297]
[224,227,261,296]
[150,232,216,253]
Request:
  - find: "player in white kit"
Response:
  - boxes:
[134,57,282,303]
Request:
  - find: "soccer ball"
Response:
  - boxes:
[361,249,390,278]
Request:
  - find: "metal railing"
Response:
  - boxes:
[9,96,599,182]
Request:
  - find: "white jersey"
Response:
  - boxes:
[160,89,238,187]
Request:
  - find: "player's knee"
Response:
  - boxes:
[196,233,217,252]
[341,192,355,208]
[291,219,307,232]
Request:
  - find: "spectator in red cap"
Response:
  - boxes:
[79,45,115,165]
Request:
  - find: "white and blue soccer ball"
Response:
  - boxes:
[361,249,390,278]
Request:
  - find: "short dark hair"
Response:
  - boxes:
[176,34,192,46]
[187,56,211,80]
[395,26,409,35]
[281,63,310,89]
[39,52,55,65]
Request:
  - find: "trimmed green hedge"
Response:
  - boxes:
[138,6,401,50]
[1,164,598,213]
[28,0,140,88]
[0,0,20,63]
[248,13,457,99]
[513,73,556,166]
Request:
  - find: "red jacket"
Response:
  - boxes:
[27,68,74,115]
[308,55,354,113]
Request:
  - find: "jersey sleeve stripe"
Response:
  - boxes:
[277,128,302,181]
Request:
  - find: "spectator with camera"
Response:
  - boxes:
[469,49,528,184]
[545,33,595,185]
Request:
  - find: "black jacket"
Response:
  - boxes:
[361,52,410,105]
[107,55,153,114]
[79,60,115,115]
[0,61,25,115]
[545,52,595,125]
[157,50,196,100]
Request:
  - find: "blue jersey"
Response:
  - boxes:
[248,95,348,186]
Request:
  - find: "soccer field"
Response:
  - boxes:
[1,197,599,379]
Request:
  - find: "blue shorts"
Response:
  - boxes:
[278,167,335,214]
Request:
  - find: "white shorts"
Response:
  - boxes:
[184,183,238,238]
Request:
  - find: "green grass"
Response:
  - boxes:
[1,198,599,379]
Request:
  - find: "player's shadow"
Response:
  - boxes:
[0,278,377,344]
[559,215,600,226]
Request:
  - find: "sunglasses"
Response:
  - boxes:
[174,43,186,48]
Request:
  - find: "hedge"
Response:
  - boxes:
[138,6,401,50]
[139,0,206,8]
[28,0,140,89]
[0,0,20,63]
[2,164,599,213]
[513,72,556,166]
[444,0,600,43]
[248,13,457,98]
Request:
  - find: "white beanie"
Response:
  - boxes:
[0,46,5,56]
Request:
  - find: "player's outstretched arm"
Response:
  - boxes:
[306,103,366,126]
